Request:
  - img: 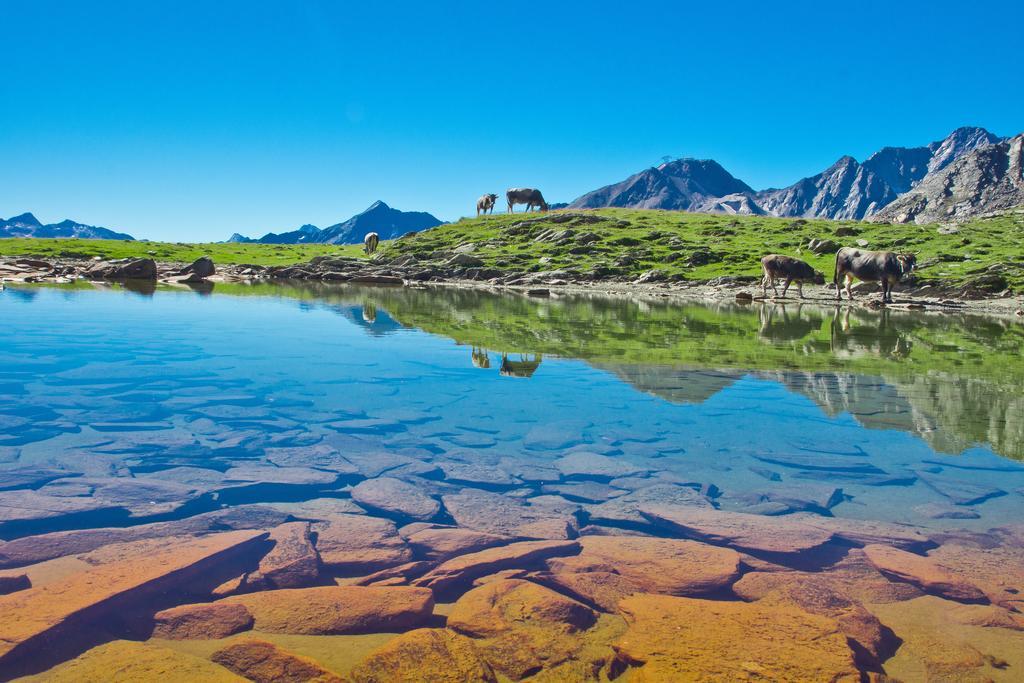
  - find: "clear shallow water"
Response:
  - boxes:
[2,282,1022,538]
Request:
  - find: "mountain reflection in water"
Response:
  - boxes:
[216,281,1021,461]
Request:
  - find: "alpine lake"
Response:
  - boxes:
[1,281,1023,681]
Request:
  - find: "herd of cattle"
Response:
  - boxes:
[477,188,549,215]
[363,187,917,303]
[762,248,916,303]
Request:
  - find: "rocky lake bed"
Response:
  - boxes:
[2,245,1024,680]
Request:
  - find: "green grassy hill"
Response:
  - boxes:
[2,208,1022,289]
[383,208,1024,290]
[0,238,364,266]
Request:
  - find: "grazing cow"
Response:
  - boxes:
[834,248,917,303]
[476,194,498,216]
[506,188,549,213]
[363,232,380,256]
[760,254,825,299]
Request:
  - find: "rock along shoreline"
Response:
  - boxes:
[2,254,1022,318]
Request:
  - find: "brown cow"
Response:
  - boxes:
[761,254,825,299]
[506,188,548,213]
[476,194,498,216]
[834,248,916,303]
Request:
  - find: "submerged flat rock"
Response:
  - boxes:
[640,504,835,556]
[224,585,434,635]
[152,602,254,640]
[312,514,412,572]
[926,542,1024,610]
[447,578,597,680]
[32,640,246,682]
[403,526,511,562]
[414,540,580,592]
[554,452,648,480]
[0,530,266,667]
[351,477,440,521]
[917,472,1006,506]
[614,594,859,680]
[241,521,320,590]
[732,572,896,667]
[442,489,579,539]
[585,484,712,525]
[864,544,987,602]
[349,628,497,683]
[211,638,345,683]
[0,506,289,569]
[543,536,741,611]
[753,453,883,473]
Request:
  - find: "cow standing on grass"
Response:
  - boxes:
[506,188,549,213]
[363,232,380,256]
[834,247,916,303]
[476,194,498,216]
[760,254,825,299]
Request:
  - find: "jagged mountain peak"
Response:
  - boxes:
[569,126,1009,221]
[228,202,442,245]
[873,133,1024,224]
[1,213,133,240]
[5,212,42,226]
[570,157,752,211]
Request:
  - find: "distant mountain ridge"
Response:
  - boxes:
[229,201,443,244]
[873,134,1024,224]
[1,212,134,240]
[570,127,1013,221]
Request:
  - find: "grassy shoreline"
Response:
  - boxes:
[2,208,1022,290]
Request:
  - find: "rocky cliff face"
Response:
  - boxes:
[229,201,443,245]
[872,134,1024,224]
[569,127,1011,221]
[569,159,753,211]
[755,156,899,220]
[0,213,134,240]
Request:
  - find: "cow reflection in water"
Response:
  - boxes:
[469,348,542,378]
[500,353,543,378]
[757,303,823,343]
[830,307,912,359]
[362,303,377,323]
[471,346,491,369]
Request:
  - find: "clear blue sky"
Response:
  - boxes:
[2,1,1021,241]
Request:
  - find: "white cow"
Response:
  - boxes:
[363,232,380,255]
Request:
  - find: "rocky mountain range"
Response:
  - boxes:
[570,127,1015,221]
[872,134,1024,224]
[0,212,134,240]
[229,201,443,244]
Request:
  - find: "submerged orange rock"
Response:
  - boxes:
[240,521,320,590]
[312,514,412,572]
[732,571,896,667]
[639,504,836,556]
[613,594,860,681]
[543,536,741,610]
[413,539,580,592]
[21,639,246,681]
[348,628,497,683]
[0,530,266,670]
[863,544,988,603]
[210,638,344,683]
[447,578,598,680]
[222,585,434,635]
[152,602,254,640]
